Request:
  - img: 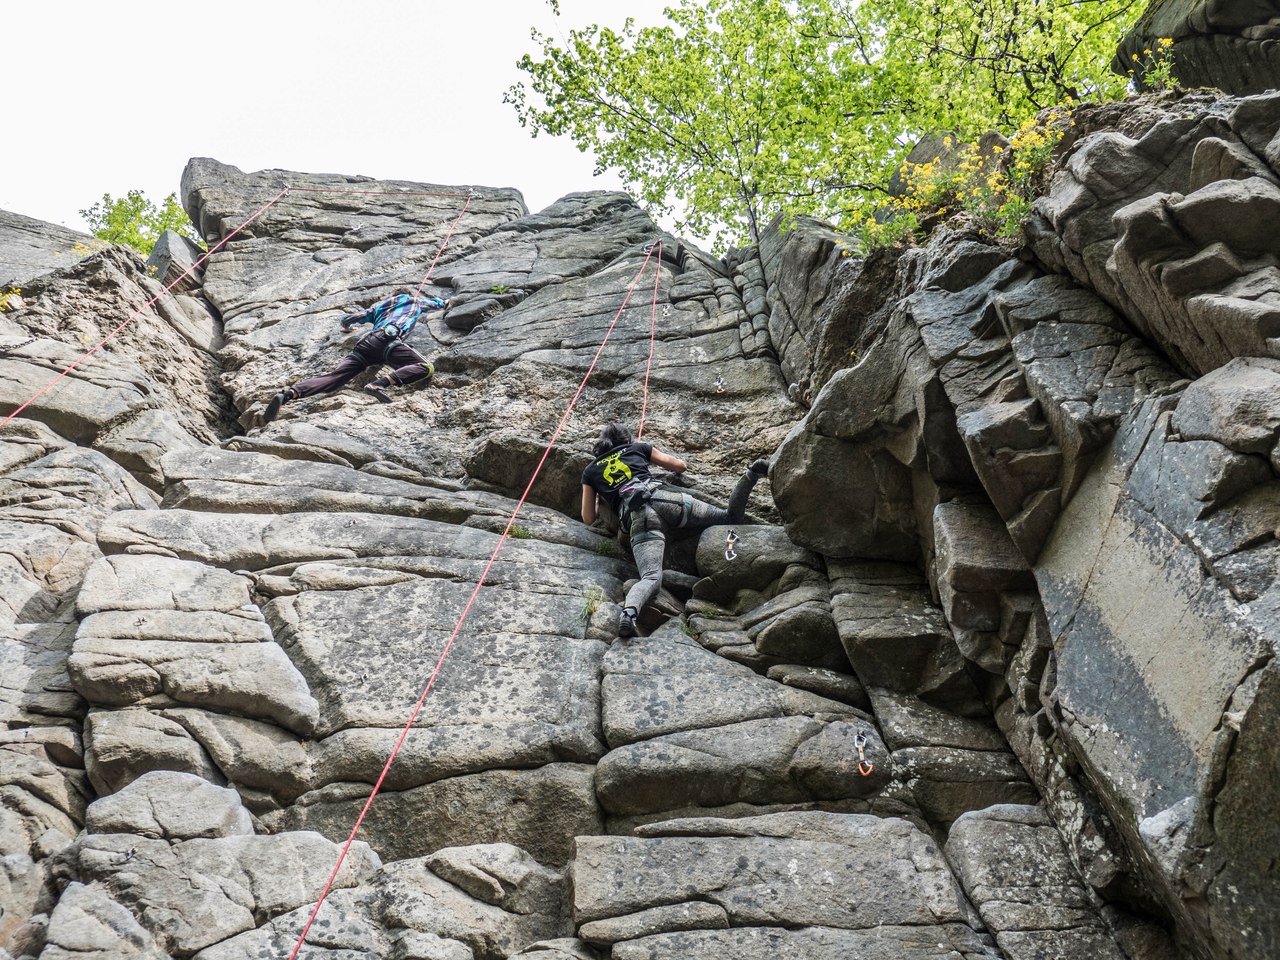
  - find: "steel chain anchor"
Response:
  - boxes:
[854,730,875,777]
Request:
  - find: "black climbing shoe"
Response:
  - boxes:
[263,391,288,424]
[364,383,393,404]
[618,607,639,638]
[748,458,771,478]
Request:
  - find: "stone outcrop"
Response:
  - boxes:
[572,811,999,959]
[0,211,96,290]
[179,158,794,507]
[768,88,1280,960]
[1116,0,1280,95]
[6,88,1280,960]
[1029,91,1280,378]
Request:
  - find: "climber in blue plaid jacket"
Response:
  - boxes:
[262,290,449,423]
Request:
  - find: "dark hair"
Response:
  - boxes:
[592,422,632,457]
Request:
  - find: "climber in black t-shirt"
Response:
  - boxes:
[581,422,770,638]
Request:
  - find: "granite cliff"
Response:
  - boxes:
[1,80,1278,960]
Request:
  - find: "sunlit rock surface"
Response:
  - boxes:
[7,87,1280,959]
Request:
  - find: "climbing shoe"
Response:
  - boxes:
[748,458,771,478]
[364,383,393,404]
[618,607,639,638]
[263,391,288,424]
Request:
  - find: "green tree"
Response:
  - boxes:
[827,0,1137,132]
[508,0,846,243]
[508,0,1139,247]
[79,190,201,256]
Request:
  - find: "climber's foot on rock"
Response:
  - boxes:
[263,391,289,423]
[618,607,639,638]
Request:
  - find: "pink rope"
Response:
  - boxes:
[285,187,473,198]
[285,242,661,960]
[413,197,473,297]
[0,188,290,430]
[636,241,663,439]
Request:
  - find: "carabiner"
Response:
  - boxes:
[854,731,875,777]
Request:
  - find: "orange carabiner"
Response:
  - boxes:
[854,730,875,777]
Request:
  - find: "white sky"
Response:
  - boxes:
[3,0,671,232]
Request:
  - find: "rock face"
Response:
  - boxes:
[0,210,97,289]
[1029,91,1280,378]
[770,88,1280,960]
[1116,0,1280,95]
[5,89,1279,959]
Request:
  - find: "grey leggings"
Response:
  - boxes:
[623,468,761,613]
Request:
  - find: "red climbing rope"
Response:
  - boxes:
[636,241,663,439]
[285,187,473,198]
[413,195,473,297]
[0,187,291,430]
[285,241,662,960]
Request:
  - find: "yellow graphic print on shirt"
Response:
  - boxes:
[600,452,632,487]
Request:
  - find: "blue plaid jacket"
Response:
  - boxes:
[340,293,446,339]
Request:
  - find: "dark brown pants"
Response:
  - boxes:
[291,331,432,398]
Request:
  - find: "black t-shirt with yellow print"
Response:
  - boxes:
[582,442,653,512]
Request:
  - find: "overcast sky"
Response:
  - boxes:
[4,1,671,233]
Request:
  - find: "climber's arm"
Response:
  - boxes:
[649,448,687,474]
[339,304,376,330]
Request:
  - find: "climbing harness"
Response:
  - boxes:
[618,476,663,516]
[854,730,875,777]
[724,529,739,561]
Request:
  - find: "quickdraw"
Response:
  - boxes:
[854,730,875,777]
[714,374,726,394]
[724,529,739,561]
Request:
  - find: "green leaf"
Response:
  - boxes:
[508,0,1138,250]
[79,190,202,256]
